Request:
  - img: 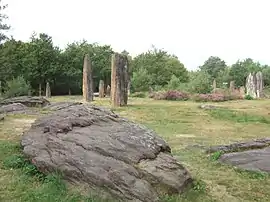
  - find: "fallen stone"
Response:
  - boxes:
[219,147,270,173]
[199,104,219,110]
[21,104,192,202]
[207,138,270,153]
[43,102,82,111]
[0,96,50,107]
[0,103,28,114]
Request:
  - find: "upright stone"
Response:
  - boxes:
[229,81,235,92]
[45,82,51,98]
[212,79,217,93]
[99,80,105,98]
[82,54,93,102]
[256,71,263,98]
[127,80,131,96]
[246,73,257,98]
[111,53,129,107]
[106,85,111,97]
[239,86,245,98]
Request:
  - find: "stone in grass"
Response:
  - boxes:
[199,104,220,110]
[21,104,193,202]
[208,138,270,173]
[0,96,50,107]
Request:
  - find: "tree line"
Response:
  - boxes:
[1,1,270,97]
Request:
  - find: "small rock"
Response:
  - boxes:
[199,104,219,110]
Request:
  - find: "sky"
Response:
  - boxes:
[3,0,270,70]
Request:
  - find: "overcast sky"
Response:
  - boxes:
[4,0,270,70]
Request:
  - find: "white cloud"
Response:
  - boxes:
[4,0,270,70]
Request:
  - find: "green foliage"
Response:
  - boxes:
[244,94,254,100]
[4,76,31,98]
[229,58,262,87]
[237,169,269,180]
[207,109,270,124]
[187,70,212,93]
[210,151,223,161]
[131,47,189,92]
[199,56,227,79]
[166,75,181,90]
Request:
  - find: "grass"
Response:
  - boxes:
[1,96,270,201]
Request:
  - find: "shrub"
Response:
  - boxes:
[244,94,254,100]
[4,76,31,98]
[152,90,189,101]
[130,92,146,98]
[192,93,229,102]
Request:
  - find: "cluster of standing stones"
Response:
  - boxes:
[81,52,129,107]
[212,71,264,99]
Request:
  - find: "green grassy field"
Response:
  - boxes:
[1,96,270,202]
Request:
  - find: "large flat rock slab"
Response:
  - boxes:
[0,96,50,107]
[21,104,192,202]
[219,147,270,173]
[208,138,270,173]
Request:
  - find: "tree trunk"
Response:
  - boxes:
[82,54,93,102]
[99,80,105,98]
[39,83,42,97]
[45,81,51,98]
[111,53,129,107]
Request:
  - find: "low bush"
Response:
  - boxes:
[192,92,243,102]
[130,92,147,98]
[152,90,189,101]
[3,76,31,98]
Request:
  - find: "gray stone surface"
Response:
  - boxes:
[207,138,270,153]
[0,103,28,113]
[43,102,82,111]
[199,104,219,110]
[208,138,270,173]
[0,96,50,107]
[21,104,192,202]
[219,147,270,173]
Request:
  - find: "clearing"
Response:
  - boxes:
[0,96,270,202]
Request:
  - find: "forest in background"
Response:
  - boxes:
[1,1,270,98]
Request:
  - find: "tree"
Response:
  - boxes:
[0,0,10,43]
[229,58,262,87]
[199,56,227,79]
[187,70,212,93]
[131,47,189,91]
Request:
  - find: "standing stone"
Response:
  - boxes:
[127,80,131,96]
[82,54,93,102]
[106,85,111,97]
[99,80,105,98]
[111,53,129,107]
[0,81,2,97]
[45,82,51,98]
[246,73,257,98]
[39,83,42,97]
[256,71,263,98]
[229,81,235,92]
[212,79,217,93]
[239,86,245,98]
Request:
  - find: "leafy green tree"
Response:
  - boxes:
[229,58,262,87]
[131,47,188,91]
[0,0,10,43]
[188,70,212,93]
[199,56,227,79]
[166,75,181,90]
[131,68,151,92]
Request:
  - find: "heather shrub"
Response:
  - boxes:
[152,90,189,101]
[192,93,229,102]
